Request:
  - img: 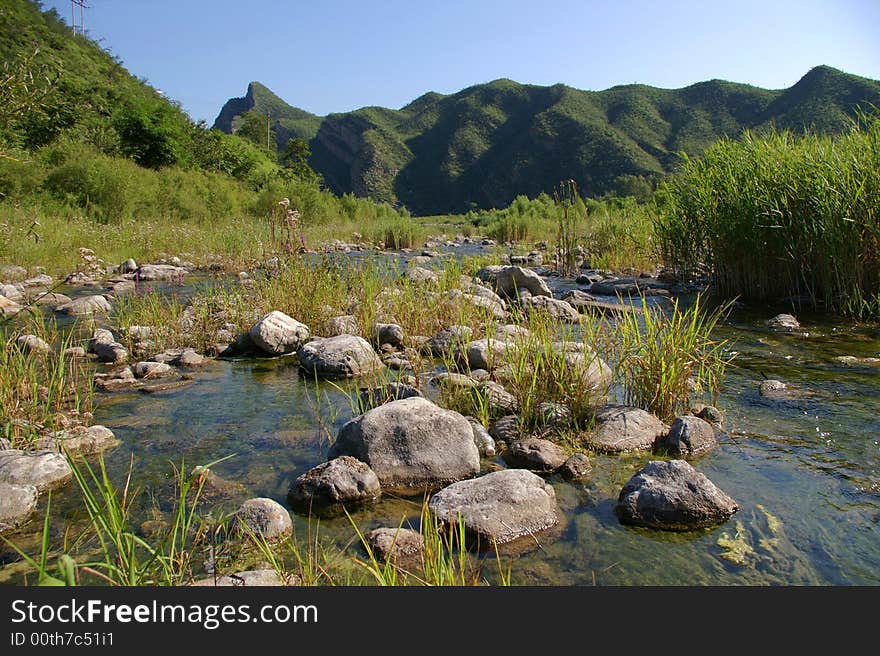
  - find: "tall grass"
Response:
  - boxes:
[656,114,880,317]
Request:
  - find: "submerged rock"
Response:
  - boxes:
[502,438,567,473]
[329,397,479,492]
[615,459,738,530]
[249,311,310,355]
[766,313,800,331]
[37,425,119,456]
[287,456,381,511]
[0,482,39,534]
[560,453,592,480]
[0,450,72,492]
[657,416,717,456]
[429,469,559,548]
[585,405,668,453]
[298,335,384,378]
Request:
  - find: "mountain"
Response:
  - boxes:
[214,67,880,214]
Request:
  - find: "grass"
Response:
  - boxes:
[656,113,880,317]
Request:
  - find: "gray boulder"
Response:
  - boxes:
[328,397,479,492]
[0,450,72,492]
[288,456,381,511]
[405,266,439,284]
[0,482,39,534]
[136,264,186,281]
[489,415,521,442]
[585,405,669,453]
[494,266,551,299]
[767,313,800,331]
[56,294,111,316]
[372,322,405,349]
[521,295,580,322]
[249,311,310,355]
[423,325,473,357]
[467,418,496,457]
[36,425,119,456]
[31,292,71,308]
[298,335,384,378]
[462,338,512,371]
[325,315,359,337]
[615,460,738,530]
[561,453,592,480]
[357,382,423,412]
[366,527,424,566]
[475,381,518,416]
[133,361,175,379]
[16,334,50,355]
[502,438,567,472]
[91,340,129,364]
[431,372,478,389]
[232,498,292,541]
[429,469,559,547]
[657,415,717,456]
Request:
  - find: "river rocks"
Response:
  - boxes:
[56,294,111,316]
[502,438,567,472]
[91,339,129,364]
[36,425,119,456]
[429,469,559,547]
[462,338,511,371]
[328,397,479,492]
[366,528,424,566]
[520,295,580,322]
[561,453,592,480]
[692,404,724,426]
[767,313,800,331]
[559,351,613,395]
[135,264,187,281]
[30,292,71,308]
[16,334,50,355]
[494,266,552,300]
[288,456,381,511]
[0,450,72,492]
[657,416,717,456]
[431,372,478,389]
[191,569,299,587]
[232,498,292,541]
[586,406,669,453]
[489,415,521,443]
[372,322,405,349]
[94,366,138,391]
[615,460,738,530]
[477,381,518,415]
[120,258,138,274]
[833,355,880,367]
[467,418,496,457]
[446,289,507,319]
[537,402,572,429]
[423,325,473,357]
[249,311,310,355]
[759,379,800,400]
[357,382,423,412]
[405,266,439,284]
[325,315,359,337]
[298,335,383,378]
[133,361,174,379]
[0,264,27,282]
[151,348,206,367]
[0,483,38,534]
[0,295,22,317]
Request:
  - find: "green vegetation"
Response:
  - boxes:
[656,114,880,318]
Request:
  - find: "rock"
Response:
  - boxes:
[232,498,292,541]
[372,323,405,349]
[537,402,572,429]
[88,329,116,350]
[446,289,507,319]
[110,281,136,295]
[431,372,478,389]
[133,361,175,379]
[833,355,880,367]
[0,450,72,492]
[16,335,50,355]
[191,569,299,586]
[120,258,138,273]
[191,466,248,502]
[429,469,559,547]
[328,397,479,492]
[520,295,580,322]
[64,347,86,359]
[502,438,567,472]
[22,274,52,288]
[615,460,738,530]
[489,324,530,341]
[36,425,119,456]
[692,404,724,426]
[298,335,384,378]
[767,314,800,331]
[357,382,422,412]
[470,368,490,382]
[91,340,129,364]
[405,266,439,284]
[560,453,592,480]
[467,418,496,457]
[589,277,671,296]
[0,482,39,534]
[576,273,604,285]
[489,415,521,442]
[462,338,512,371]
[366,528,424,566]
[423,325,473,357]
[135,264,186,281]
[493,266,552,300]
[249,311,310,355]
[56,294,111,316]
[0,295,22,317]
[151,348,206,367]
[476,381,518,415]
[657,416,717,456]
[474,265,505,285]
[585,406,669,453]
[94,366,138,391]
[0,264,27,282]
[288,456,381,511]
[30,292,71,308]
[759,379,790,399]
[325,315,360,337]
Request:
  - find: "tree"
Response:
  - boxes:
[113,96,191,169]
[235,110,275,156]
[279,137,317,181]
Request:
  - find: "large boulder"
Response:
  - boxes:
[585,406,669,453]
[357,382,423,412]
[656,415,717,456]
[0,450,72,492]
[615,460,738,530]
[428,469,559,548]
[249,311,310,355]
[328,397,479,492]
[493,266,552,299]
[287,456,381,511]
[0,482,39,534]
[298,335,383,378]
[56,295,111,316]
[502,438,567,472]
[232,498,292,541]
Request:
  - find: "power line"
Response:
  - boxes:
[70,0,90,36]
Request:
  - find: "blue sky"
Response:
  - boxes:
[41,0,880,123]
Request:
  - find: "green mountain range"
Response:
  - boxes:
[214,68,880,214]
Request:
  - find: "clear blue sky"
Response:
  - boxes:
[41,0,880,124]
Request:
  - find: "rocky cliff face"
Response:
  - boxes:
[213,83,257,134]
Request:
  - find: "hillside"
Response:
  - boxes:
[214,67,880,214]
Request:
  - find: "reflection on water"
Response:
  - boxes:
[2,270,878,585]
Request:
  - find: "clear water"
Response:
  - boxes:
[2,266,878,586]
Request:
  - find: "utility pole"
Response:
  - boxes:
[70,0,89,36]
[267,112,271,153]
